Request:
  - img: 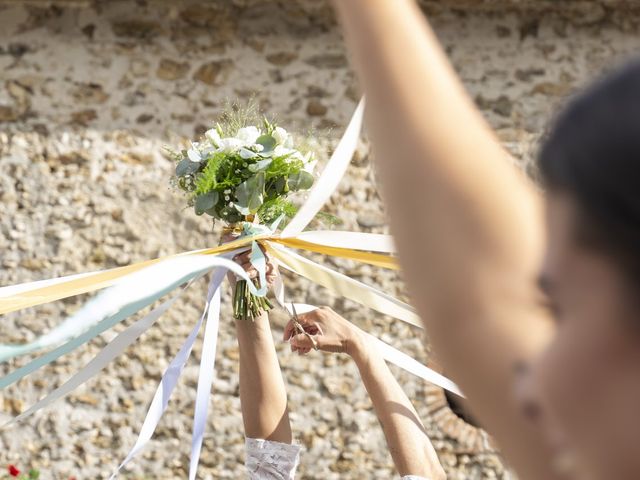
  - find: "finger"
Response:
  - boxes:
[297,310,321,325]
[291,333,316,350]
[233,251,252,264]
[241,264,258,279]
[283,320,296,341]
[220,233,240,245]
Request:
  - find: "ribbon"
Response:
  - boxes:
[2,280,195,427]
[188,268,224,480]
[109,268,225,479]
[289,230,396,253]
[0,99,465,480]
[281,98,365,237]
[272,237,397,270]
[0,234,268,316]
[0,254,258,367]
[266,243,421,328]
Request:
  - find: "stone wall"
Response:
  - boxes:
[0,1,638,479]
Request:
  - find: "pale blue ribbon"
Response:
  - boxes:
[0,253,260,379]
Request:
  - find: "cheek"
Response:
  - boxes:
[534,323,593,438]
[535,303,640,477]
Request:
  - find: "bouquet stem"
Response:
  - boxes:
[233,279,273,320]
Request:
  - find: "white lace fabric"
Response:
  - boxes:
[245,438,301,480]
[245,438,430,479]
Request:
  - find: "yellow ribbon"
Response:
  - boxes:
[0,232,397,317]
[0,235,268,316]
[271,237,398,271]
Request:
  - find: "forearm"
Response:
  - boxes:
[237,312,292,443]
[352,337,444,479]
[332,2,557,478]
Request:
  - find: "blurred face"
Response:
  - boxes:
[530,193,640,479]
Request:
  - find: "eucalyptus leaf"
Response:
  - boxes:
[248,159,273,172]
[275,176,289,194]
[219,206,243,223]
[176,159,200,177]
[288,171,314,191]
[256,134,276,153]
[235,172,265,214]
[194,191,219,216]
[205,206,220,219]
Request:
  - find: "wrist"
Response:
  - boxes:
[346,329,371,363]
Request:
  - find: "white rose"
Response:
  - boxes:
[304,156,317,175]
[216,137,244,153]
[236,126,260,145]
[205,128,221,146]
[285,136,294,148]
[273,127,288,146]
[187,143,202,163]
[273,145,297,158]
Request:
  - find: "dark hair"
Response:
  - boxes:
[539,59,640,281]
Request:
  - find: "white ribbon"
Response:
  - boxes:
[1,280,196,428]
[110,269,225,479]
[0,100,464,480]
[269,243,421,327]
[0,253,254,364]
[188,268,224,480]
[367,334,462,396]
[276,304,461,395]
[281,99,365,237]
[0,270,98,298]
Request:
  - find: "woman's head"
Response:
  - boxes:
[532,60,640,478]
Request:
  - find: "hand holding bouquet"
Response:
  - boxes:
[171,110,317,319]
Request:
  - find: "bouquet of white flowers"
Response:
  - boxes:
[171,113,317,320]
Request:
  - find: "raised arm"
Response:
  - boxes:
[285,307,445,480]
[225,243,292,443]
[236,310,291,442]
[331,1,557,478]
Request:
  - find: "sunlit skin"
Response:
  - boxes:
[226,232,445,478]
[527,194,640,479]
[329,0,640,478]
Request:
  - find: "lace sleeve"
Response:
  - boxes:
[245,437,302,480]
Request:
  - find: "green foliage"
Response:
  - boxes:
[288,171,314,191]
[175,159,200,177]
[170,102,324,228]
[255,134,276,153]
[314,211,343,227]
[194,191,219,216]
[235,172,265,215]
[193,152,226,195]
[258,197,298,225]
